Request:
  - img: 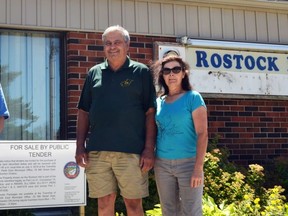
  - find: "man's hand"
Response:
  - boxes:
[139,148,155,172]
[75,146,89,168]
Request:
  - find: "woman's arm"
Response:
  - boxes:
[191,106,208,188]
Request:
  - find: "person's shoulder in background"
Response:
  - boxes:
[0,84,9,119]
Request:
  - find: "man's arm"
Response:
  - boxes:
[140,107,156,172]
[0,85,9,133]
[0,116,4,133]
[75,109,90,168]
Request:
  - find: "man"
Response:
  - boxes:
[0,84,9,132]
[75,25,156,216]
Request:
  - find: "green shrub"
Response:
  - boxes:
[204,149,255,205]
[265,156,288,199]
[86,137,288,216]
[144,139,288,216]
[203,145,287,215]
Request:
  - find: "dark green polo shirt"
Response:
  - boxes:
[78,57,156,154]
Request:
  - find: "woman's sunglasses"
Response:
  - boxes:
[161,66,183,75]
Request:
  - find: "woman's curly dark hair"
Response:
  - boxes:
[151,55,192,97]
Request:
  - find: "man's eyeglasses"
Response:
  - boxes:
[161,66,183,75]
[104,40,124,47]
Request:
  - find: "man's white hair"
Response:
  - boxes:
[102,25,130,43]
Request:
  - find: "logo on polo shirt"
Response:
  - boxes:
[120,79,134,87]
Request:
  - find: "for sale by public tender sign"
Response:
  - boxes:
[0,140,86,210]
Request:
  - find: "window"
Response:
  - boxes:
[0,30,63,140]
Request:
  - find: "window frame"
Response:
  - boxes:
[0,28,67,140]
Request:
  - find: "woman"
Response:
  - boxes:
[152,55,208,216]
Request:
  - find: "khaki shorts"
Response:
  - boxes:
[86,151,149,199]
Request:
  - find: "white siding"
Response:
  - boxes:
[211,8,222,39]
[174,4,186,36]
[233,9,245,41]
[222,8,234,40]
[278,13,288,43]
[0,0,288,43]
[245,11,257,41]
[161,3,174,36]
[96,0,109,31]
[82,0,95,30]
[123,0,136,32]
[10,0,22,25]
[109,0,122,26]
[24,0,37,26]
[67,0,81,29]
[186,5,199,38]
[53,0,66,28]
[256,11,268,42]
[267,12,278,43]
[198,6,211,38]
[0,0,7,23]
[135,1,149,33]
[148,2,161,35]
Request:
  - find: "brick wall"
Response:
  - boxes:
[207,98,288,166]
[66,32,288,167]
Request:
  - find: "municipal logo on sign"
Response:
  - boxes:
[63,161,80,179]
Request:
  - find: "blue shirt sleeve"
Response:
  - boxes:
[0,84,10,119]
[187,90,206,112]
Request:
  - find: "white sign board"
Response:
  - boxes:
[158,44,288,96]
[0,140,86,210]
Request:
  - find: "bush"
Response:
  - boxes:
[265,156,288,199]
[145,139,288,216]
[203,144,287,215]
[84,137,288,215]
